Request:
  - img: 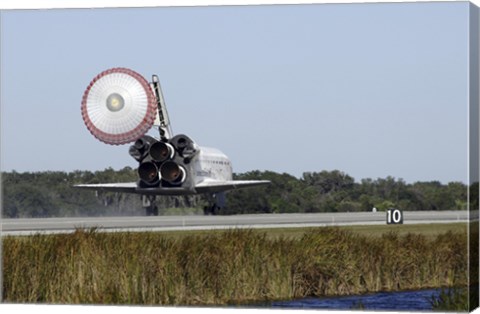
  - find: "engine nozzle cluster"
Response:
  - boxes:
[130,134,196,188]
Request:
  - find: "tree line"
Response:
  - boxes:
[1,167,476,218]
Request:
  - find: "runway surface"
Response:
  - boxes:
[0,210,470,236]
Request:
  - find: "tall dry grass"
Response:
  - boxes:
[2,227,469,305]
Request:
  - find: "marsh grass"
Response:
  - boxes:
[2,227,469,305]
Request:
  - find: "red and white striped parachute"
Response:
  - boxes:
[81,67,157,145]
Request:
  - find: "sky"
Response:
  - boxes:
[0,2,473,183]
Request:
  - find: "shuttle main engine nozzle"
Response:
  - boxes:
[160,161,186,185]
[138,161,160,186]
[150,142,175,163]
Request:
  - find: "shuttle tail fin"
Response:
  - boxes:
[151,75,173,140]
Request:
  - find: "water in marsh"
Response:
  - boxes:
[270,289,441,311]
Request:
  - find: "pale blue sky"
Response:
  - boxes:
[0,2,471,183]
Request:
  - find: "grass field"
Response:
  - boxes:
[134,222,467,240]
[2,223,471,306]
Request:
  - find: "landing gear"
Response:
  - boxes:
[143,195,159,216]
[203,204,219,215]
[203,193,226,216]
[146,204,159,216]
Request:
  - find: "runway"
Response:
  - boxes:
[0,210,470,236]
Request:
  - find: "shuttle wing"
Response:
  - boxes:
[74,179,270,195]
[74,183,138,193]
[194,179,271,194]
[74,183,195,195]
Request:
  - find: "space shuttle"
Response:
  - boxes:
[75,67,270,215]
